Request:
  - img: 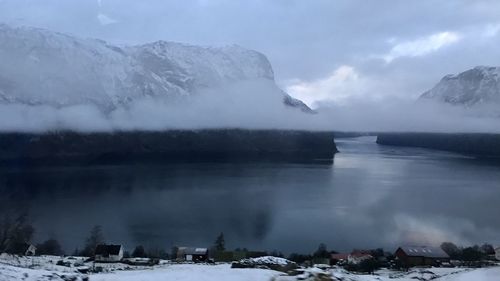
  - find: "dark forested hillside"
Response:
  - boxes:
[377,133,500,158]
[0,129,337,165]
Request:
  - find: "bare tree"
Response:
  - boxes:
[0,213,35,254]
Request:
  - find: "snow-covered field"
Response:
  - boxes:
[91,264,279,281]
[1,255,499,281]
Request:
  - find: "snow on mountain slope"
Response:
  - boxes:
[0,24,139,111]
[420,66,500,106]
[0,24,307,114]
[133,41,274,91]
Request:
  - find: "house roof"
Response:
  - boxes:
[331,253,349,260]
[178,247,208,255]
[398,246,449,258]
[95,244,122,255]
[9,243,36,255]
[350,252,373,259]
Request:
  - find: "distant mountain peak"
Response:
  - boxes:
[420,66,500,106]
[0,23,310,113]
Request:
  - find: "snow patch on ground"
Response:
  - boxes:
[90,264,280,281]
[1,255,500,281]
[243,256,291,266]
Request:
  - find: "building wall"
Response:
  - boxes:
[407,256,425,266]
[95,248,124,262]
[395,248,409,265]
[193,254,208,262]
[183,254,207,262]
[25,245,36,256]
[95,254,122,262]
[395,248,448,266]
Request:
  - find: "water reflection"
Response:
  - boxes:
[1,137,499,254]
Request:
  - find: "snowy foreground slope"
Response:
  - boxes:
[2,263,500,281]
[0,23,309,113]
[420,66,500,107]
[1,255,499,281]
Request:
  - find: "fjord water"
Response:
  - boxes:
[1,136,499,253]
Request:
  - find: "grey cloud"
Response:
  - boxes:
[3,0,500,82]
[1,0,500,133]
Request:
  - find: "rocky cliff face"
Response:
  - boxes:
[0,24,309,113]
[420,66,500,107]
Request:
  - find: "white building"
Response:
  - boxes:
[495,247,500,261]
[25,244,36,256]
[176,247,209,262]
[94,244,124,262]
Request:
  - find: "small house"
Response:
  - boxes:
[330,253,349,265]
[395,246,449,267]
[330,252,373,265]
[25,244,36,256]
[177,247,208,262]
[495,247,500,261]
[347,252,373,264]
[94,244,124,262]
[9,243,36,256]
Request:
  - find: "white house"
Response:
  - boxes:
[495,247,500,261]
[25,244,36,256]
[94,244,123,262]
[176,247,209,262]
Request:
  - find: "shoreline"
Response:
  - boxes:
[376,132,500,158]
[0,129,337,166]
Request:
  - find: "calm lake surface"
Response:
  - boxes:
[1,136,500,254]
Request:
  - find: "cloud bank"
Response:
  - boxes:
[0,79,498,134]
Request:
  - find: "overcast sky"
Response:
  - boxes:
[1,0,500,107]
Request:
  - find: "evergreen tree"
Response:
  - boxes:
[171,246,179,260]
[480,243,495,255]
[132,245,146,258]
[462,246,483,261]
[214,232,225,251]
[441,242,461,259]
[37,238,64,256]
[313,243,329,258]
[82,225,104,257]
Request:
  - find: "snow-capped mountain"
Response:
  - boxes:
[0,24,309,112]
[420,66,500,106]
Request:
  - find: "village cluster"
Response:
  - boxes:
[1,219,500,279]
[5,240,500,273]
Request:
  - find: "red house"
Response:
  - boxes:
[395,246,449,267]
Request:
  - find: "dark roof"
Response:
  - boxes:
[95,244,122,255]
[331,253,349,260]
[178,247,208,255]
[398,246,449,258]
[8,243,35,255]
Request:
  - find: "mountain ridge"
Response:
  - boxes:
[420,65,500,106]
[0,23,310,113]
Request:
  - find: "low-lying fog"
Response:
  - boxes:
[0,79,498,133]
